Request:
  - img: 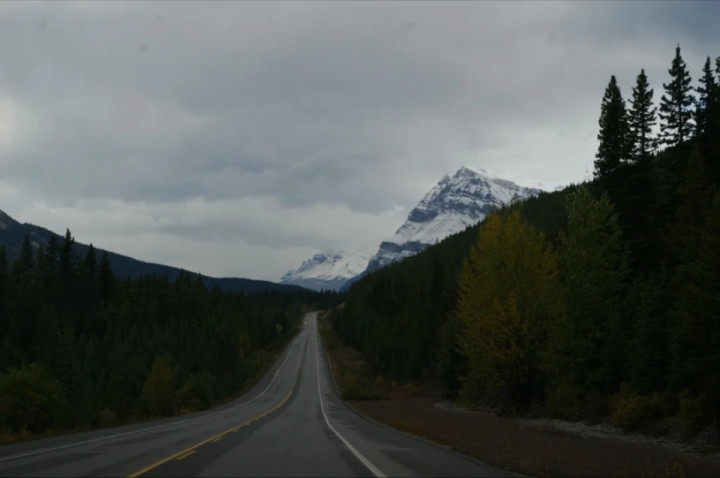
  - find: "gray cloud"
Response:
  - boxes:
[1,1,718,280]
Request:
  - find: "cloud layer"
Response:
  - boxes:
[1,1,718,280]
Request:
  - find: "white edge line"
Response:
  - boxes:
[313,315,386,478]
[0,330,302,464]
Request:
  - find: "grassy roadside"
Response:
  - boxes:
[317,311,428,401]
[317,312,385,401]
[317,312,720,477]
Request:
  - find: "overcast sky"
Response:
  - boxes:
[1,1,719,281]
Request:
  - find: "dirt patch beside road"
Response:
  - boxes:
[349,397,720,477]
[318,314,720,476]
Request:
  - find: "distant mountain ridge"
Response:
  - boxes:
[282,166,542,292]
[0,209,299,293]
[281,249,371,292]
[342,166,541,289]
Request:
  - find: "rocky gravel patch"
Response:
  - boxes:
[352,397,720,477]
[435,399,720,459]
[521,417,720,457]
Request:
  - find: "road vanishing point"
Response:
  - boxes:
[0,312,513,477]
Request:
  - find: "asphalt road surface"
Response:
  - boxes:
[0,312,513,477]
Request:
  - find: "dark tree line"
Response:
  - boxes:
[0,231,330,438]
[332,45,720,437]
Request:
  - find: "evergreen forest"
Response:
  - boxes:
[2,43,719,445]
[332,45,720,436]
[0,229,332,440]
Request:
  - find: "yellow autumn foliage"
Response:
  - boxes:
[457,207,564,410]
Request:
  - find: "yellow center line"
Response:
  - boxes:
[176,450,196,461]
[126,388,293,478]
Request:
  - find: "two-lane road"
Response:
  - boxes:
[0,312,513,477]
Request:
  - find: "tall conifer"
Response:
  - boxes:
[695,56,717,138]
[628,69,658,163]
[60,229,76,279]
[595,75,631,178]
[0,245,6,312]
[659,45,695,147]
[553,186,628,398]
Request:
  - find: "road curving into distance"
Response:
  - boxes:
[0,312,513,477]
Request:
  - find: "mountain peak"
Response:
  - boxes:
[281,248,372,291]
[285,167,543,291]
[360,168,541,277]
[456,165,488,177]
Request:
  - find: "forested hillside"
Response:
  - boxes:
[0,214,299,293]
[0,230,332,441]
[332,45,720,437]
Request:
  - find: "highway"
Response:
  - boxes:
[0,312,513,477]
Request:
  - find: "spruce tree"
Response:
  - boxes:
[20,235,35,274]
[627,69,658,163]
[595,75,631,179]
[84,244,97,279]
[553,186,629,399]
[659,45,695,147]
[673,145,712,245]
[0,245,6,323]
[0,245,6,285]
[716,56,720,118]
[670,191,720,420]
[99,251,115,304]
[46,235,58,272]
[59,229,76,279]
[695,56,717,138]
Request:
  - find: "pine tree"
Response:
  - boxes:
[670,191,720,425]
[46,235,59,272]
[99,251,115,304]
[0,245,7,335]
[716,56,720,120]
[695,56,717,138]
[59,229,76,279]
[629,273,671,394]
[20,235,35,274]
[627,69,658,163]
[659,45,695,147]
[0,245,7,285]
[81,244,100,324]
[595,75,631,179]
[665,146,713,265]
[84,244,98,279]
[553,186,629,397]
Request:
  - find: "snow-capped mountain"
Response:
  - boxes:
[355,166,542,281]
[284,166,542,292]
[281,248,372,291]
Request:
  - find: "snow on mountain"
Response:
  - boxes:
[357,166,541,280]
[281,248,372,291]
[285,166,542,292]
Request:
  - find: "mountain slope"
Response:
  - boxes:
[281,248,371,291]
[0,209,300,293]
[348,166,541,286]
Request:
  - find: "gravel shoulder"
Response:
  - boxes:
[318,315,720,477]
[349,397,720,477]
